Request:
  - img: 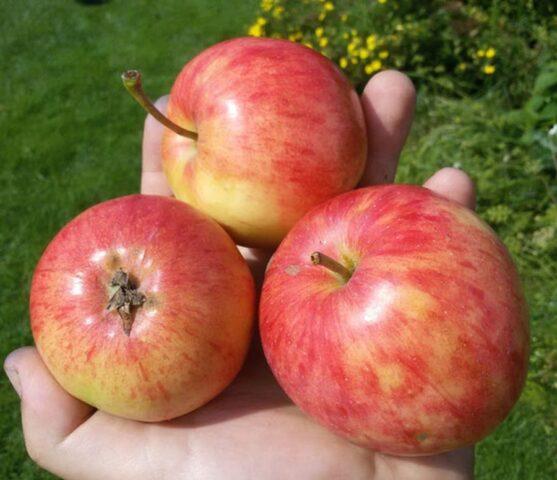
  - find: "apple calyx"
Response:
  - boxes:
[106,269,146,336]
[310,251,353,283]
[121,70,198,141]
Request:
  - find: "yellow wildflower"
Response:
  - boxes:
[347,41,359,54]
[272,6,284,18]
[319,37,329,47]
[378,0,387,4]
[304,42,314,49]
[359,48,370,59]
[339,57,348,68]
[351,57,359,64]
[288,32,302,42]
[324,1,334,11]
[476,49,485,58]
[340,13,348,22]
[350,29,358,36]
[318,12,326,21]
[483,64,495,75]
[261,0,274,12]
[248,23,264,37]
[256,17,267,25]
[342,32,349,39]
[366,34,377,50]
[379,50,389,59]
[485,47,496,58]
[457,62,468,71]
[365,60,382,74]
[315,27,324,37]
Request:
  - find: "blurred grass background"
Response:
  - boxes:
[0,0,555,478]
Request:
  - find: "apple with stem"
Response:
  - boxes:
[260,184,529,455]
[122,37,367,249]
[30,195,255,422]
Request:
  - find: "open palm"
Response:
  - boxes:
[5,71,474,479]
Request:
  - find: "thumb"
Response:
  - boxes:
[4,347,94,468]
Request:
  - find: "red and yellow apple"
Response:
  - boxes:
[260,185,529,455]
[30,195,255,422]
[125,37,367,249]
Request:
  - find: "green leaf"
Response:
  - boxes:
[534,68,557,93]
[539,102,557,119]
[526,96,546,112]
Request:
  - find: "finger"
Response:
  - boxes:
[377,446,474,480]
[423,167,476,210]
[360,70,416,186]
[141,95,173,195]
[238,246,272,289]
[4,347,94,470]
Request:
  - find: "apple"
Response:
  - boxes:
[123,37,367,249]
[259,185,529,455]
[30,195,255,422]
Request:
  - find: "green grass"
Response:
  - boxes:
[0,1,555,479]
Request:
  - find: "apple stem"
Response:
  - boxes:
[121,70,198,141]
[310,252,352,282]
[106,269,146,336]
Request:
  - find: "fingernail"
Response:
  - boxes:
[4,365,22,398]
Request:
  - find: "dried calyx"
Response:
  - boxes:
[106,269,145,336]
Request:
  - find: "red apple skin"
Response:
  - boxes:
[260,185,529,455]
[30,195,255,422]
[162,37,367,249]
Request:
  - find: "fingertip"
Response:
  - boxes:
[363,70,417,107]
[4,347,32,397]
[423,167,476,210]
[4,345,34,367]
[360,70,416,186]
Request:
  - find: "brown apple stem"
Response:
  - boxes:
[106,269,146,336]
[310,252,352,282]
[121,70,198,141]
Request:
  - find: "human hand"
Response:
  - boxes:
[5,70,475,479]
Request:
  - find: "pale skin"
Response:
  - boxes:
[4,71,475,480]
